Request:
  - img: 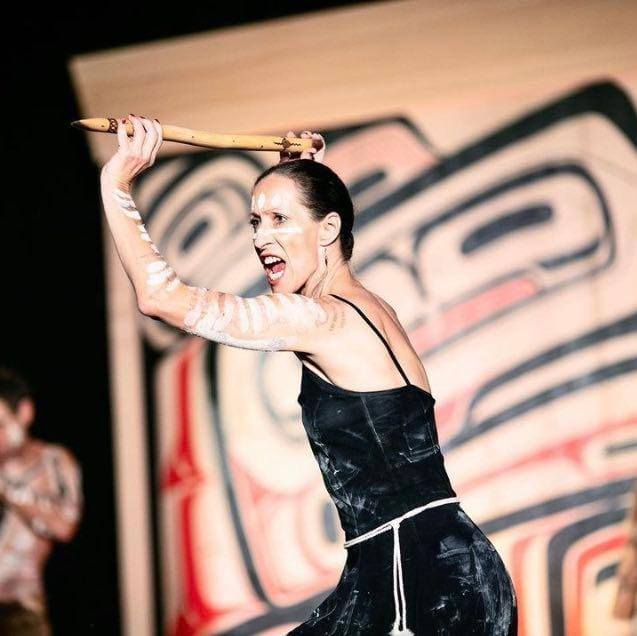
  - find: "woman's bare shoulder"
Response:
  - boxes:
[344,289,417,351]
[371,291,399,320]
[317,287,430,391]
[334,286,401,328]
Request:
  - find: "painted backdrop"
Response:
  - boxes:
[131,80,637,636]
[69,3,637,634]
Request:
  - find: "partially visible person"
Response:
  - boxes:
[614,481,637,622]
[0,368,82,635]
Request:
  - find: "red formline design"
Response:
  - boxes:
[409,277,539,354]
[457,412,637,494]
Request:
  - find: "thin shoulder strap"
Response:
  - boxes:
[329,293,411,386]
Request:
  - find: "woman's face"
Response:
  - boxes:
[250,174,321,293]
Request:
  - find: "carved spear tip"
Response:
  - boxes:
[71,118,110,131]
[71,117,117,133]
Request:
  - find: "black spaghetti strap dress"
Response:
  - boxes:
[289,294,517,635]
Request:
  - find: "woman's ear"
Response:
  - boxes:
[319,212,341,247]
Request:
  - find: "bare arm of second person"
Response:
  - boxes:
[99,115,341,353]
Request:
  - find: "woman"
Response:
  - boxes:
[100,115,518,635]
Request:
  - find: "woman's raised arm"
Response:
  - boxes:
[99,115,345,353]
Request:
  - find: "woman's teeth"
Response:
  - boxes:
[263,256,286,282]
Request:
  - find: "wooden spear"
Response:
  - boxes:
[71,118,324,153]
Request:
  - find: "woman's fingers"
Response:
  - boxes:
[281,128,325,162]
[149,119,163,166]
[295,130,325,161]
[312,132,326,162]
[116,118,130,152]
[285,130,297,155]
[104,114,162,184]
[129,115,146,156]
[139,116,157,160]
[300,130,312,157]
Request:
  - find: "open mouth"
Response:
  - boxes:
[262,255,286,284]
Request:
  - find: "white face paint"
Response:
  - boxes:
[250,188,295,215]
[249,188,305,240]
[6,421,25,449]
[252,226,303,240]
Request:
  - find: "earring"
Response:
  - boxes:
[323,246,328,267]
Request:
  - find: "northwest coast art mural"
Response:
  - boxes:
[118,80,637,635]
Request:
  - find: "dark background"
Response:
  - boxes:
[0,3,372,633]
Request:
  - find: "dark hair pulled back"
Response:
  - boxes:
[0,367,32,412]
[253,159,355,260]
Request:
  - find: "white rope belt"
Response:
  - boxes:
[343,496,460,635]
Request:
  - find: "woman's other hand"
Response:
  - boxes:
[101,114,163,187]
[279,130,325,163]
